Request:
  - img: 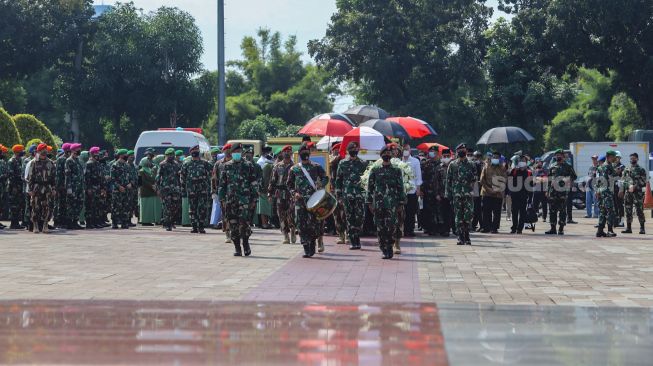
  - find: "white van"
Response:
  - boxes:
[134,130,211,162]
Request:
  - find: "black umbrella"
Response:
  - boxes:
[308,112,355,126]
[476,126,535,145]
[360,119,411,140]
[344,105,389,124]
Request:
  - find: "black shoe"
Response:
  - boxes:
[302,244,311,258]
[9,220,24,230]
[309,241,316,257]
[233,240,242,256]
[490,230,499,234]
[558,225,564,235]
[567,220,577,224]
[198,224,206,234]
[191,224,198,233]
[166,225,172,231]
[545,226,557,235]
[607,226,616,237]
[112,223,119,229]
[121,224,129,229]
[243,238,251,256]
[622,228,632,234]
[510,229,516,234]
[596,230,607,237]
[640,225,646,235]
[516,230,522,234]
[480,229,490,233]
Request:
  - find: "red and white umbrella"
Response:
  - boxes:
[387,116,438,138]
[309,113,355,126]
[338,126,386,158]
[299,118,353,137]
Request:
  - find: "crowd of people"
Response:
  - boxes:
[0,139,648,260]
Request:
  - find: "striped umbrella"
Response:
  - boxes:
[309,113,355,126]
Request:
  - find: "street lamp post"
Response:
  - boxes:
[217,0,226,145]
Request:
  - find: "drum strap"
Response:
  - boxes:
[299,163,316,190]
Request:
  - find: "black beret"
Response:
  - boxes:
[455,143,467,150]
[442,149,451,155]
[231,143,243,151]
[380,145,392,155]
[347,141,359,150]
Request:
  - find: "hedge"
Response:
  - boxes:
[0,108,21,148]
[13,114,57,149]
[25,138,44,149]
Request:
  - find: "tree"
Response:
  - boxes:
[12,114,58,148]
[0,108,21,148]
[308,0,493,146]
[234,114,290,142]
[607,93,644,141]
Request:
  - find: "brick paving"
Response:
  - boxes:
[0,216,651,306]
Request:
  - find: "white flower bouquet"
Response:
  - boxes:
[360,158,415,193]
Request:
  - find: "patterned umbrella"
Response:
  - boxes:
[360,119,411,140]
[338,127,386,158]
[309,113,355,126]
[387,117,437,138]
[476,126,535,145]
[344,105,389,124]
[298,118,353,137]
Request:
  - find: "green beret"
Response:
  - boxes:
[175,150,183,156]
[554,148,564,155]
[210,147,221,154]
[127,150,134,155]
[606,150,617,157]
[165,148,175,155]
[116,149,128,155]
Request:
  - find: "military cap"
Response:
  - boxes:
[222,143,232,151]
[441,148,451,155]
[145,148,155,155]
[61,143,71,152]
[380,145,392,155]
[70,143,82,151]
[347,141,359,150]
[89,146,100,154]
[36,143,47,152]
[116,148,128,156]
[210,147,221,154]
[127,150,134,155]
[189,145,199,152]
[0,145,7,153]
[280,145,292,153]
[473,150,482,157]
[606,150,617,157]
[165,148,175,155]
[231,143,243,151]
[615,150,622,157]
[455,143,467,150]
[554,148,564,155]
[331,143,341,152]
[28,144,37,154]
[298,142,311,152]
[598,155,606,162]
[492,150,501,156]
[428,145,438,151]
[175,150,183,156]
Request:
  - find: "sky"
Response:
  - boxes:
[94,0,503,70]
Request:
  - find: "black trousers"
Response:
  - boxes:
[482,196,502,231]
[566,193,574,221]
[404,194,418,235]
[422,198,437,234]
[472,196,482,229]
[511,196,527,231]
[532,192,547,220]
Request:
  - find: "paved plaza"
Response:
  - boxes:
[1,216,652,307]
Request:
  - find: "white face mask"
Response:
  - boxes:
[491,158,500,165]
[518,162,527,168]
[403,150,410,157]
[428,151,436,158]
[441,157,451,164]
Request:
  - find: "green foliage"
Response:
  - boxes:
[607,93,644,141]
[276,124,303,138]
[12,114,57,148]
[25,138,44,149]
[0,108,21,148]
[0,79,27,112]
[234,114,290,142]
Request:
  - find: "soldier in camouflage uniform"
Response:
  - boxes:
[621,152,647,234]
[335,141,368,250]
[84,147,104,229]
[367,146,406,259]
[287,143,328,258]
[65,143,85,230]
[329,144,347,244]
[126,150,138,226]
[23,145,37,230]
[0,145,9,230]
[110,149,132,229]
[181,145,213,233]
[545,149,577,235]
[26,144,55,233]
[595,151,618,237]
[156,148,182,231]
[445,143,476,245]
[434,149,453,236]
[7,145,25,229]
[213,144,232,241]
[218,143,259,256]
[54,143,71,228]
[420,145,441,236]
[99,150,112,226]
[268,145,296,244]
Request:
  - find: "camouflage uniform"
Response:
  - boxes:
[0,156,8,221]
[434,161,452,235]
[366,164,406,256]
[65,155,85,226]
[335,157,368,246]
[110,159,132,226]
[27,157,56,226]
[84,158,105,227]
[596,161,617,231]
[126,160,139,221]
[180,159,213,229]
[54,153,69,226]
[445,158,476,244]
[287,161,328,256]
[212,157,231,238]
[156,158,182,228]
[329,156,346,242]
[23,156,34,225]
[218,159,259,252]
[622,163,647,228]
[7,155,24,225]
[268,160,295,237]
[420,158,441,235]
[547,161,577,230]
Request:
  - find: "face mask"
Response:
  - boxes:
[402,150,410,158]
[457,151,466,158]
[348,150,358,157]
[428,152,436,158]
[518,162,527,168]
[299,152,310,161]
[556,156,563,162]
[631,160,637,165]
[491,158,500,165]
[282,152,290,159]
[232,153,242,161]
[166,156,174,162]
[191,151,200,158]
[442,157,451,164]
[381,155,392,162]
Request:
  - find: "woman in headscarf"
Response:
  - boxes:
[138,157,161,225]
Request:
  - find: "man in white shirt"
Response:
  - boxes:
[402,143,423,237]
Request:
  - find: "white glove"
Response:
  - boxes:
[212,193,218,201]
[67,188,72,195]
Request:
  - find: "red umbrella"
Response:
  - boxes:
[387,117,437,138]
[309,113,355,125]
[416,143,450,154]
[299,118,353,137]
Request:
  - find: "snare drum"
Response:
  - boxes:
[306,189,337,220]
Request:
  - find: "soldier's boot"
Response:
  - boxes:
[336,234,345,244]
[639,223,646,235]
[309,240,316,257]
[545,224,557,235]
[302,244,311,258]
[606,225,617,237]
[9,219,23,230]
[41,221,49,234]
[166,222,172,231]
[349,235,358,250]
[233,239,242,257]
[290,230,297,244]
[225,231,232,243]
[32,220,40,234]
[464,224,472,245]
[282,232,290,244]
[112,221,119,229]
[456,229,465,245]
[242,237,251,257]
[558,224,564,235]
[622,222,632,234]
[191,223,198,233]
[317,237,325,253]
[596,223,607,237]
[393,238,401,254]
[198,223,206,234]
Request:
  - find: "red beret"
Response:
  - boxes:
[281,145,292,153]
[37,143,48,152]
[307,142,316,149]
[222,143,232,151]
[331,143,341,152]
[0,145,7,153]
[12,144,25,153]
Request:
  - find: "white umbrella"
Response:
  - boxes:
[316,136,343,150]
[339,126,386,157]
